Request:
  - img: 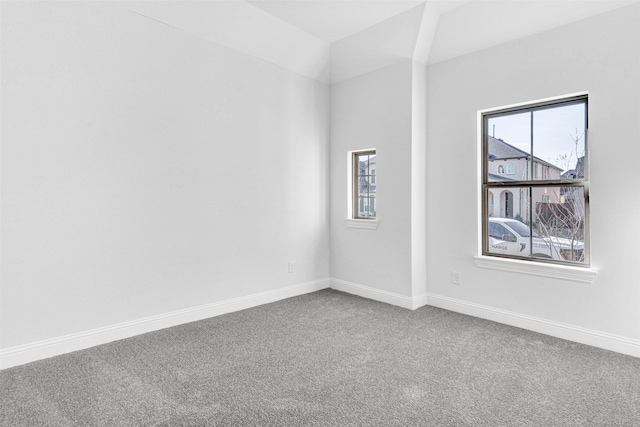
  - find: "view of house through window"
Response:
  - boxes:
[353,150,376,219]
[482,95,589,265]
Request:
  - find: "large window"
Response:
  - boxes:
[482,95,589,266]
[353,150,376,219]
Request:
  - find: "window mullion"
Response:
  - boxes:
[530,110,534,181]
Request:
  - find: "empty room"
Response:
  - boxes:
[1,0,640,425]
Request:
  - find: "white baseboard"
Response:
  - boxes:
[0,278,331,370]
[330,278,427,310]
[8,281,633,370]
[427,293,640,358]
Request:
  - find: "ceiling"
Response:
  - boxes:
[247,0,637,52]
[120,0,639,83]
[247,1,471,43]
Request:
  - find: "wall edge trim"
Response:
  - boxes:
[427,292,640,358]
[0,278,331,370]
[330,278,426,310]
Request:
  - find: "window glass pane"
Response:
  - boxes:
[369,197,376,218]
[358,197,375,218]
[353,150,376,220]
[367,154,376,174]
[357,154,368,175]
[487,187,528,221]
[533,102,586,181]
[487,112,531,182]
[533,186,586,263]
[358,197,367,217]
[488,193,495,217]
[358,176,370,195]
[486,186,531,258]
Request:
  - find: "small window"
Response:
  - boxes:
[482,94,589,265]
[353,150,376,219]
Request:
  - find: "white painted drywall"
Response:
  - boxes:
[426,4,640,339]
[330,60,414,297]
[330,5,425,84]
[0,2,330,348]
[427,0,639,65]
[411,61,428,300]
[118,1,331,83]
[2,0,638,364]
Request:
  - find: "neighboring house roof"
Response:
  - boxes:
[488,136,562,170]
[561,156,585,179]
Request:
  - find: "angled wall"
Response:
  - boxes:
[0,1,330,366]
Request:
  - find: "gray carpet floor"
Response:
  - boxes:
[2,289,640,426]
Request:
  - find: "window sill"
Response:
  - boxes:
[345,218,378,230]
[473,256,597,284]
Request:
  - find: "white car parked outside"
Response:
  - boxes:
[488,217,584,262]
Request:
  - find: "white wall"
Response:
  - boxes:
[330,61,414,298]
[426,4,640,345]
[330,5,424,83]
[0,2,330,351]
[411,61,428,301]
[2,1,638,367]
[118,1,331,83]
